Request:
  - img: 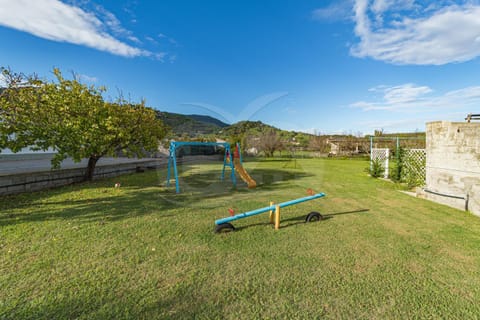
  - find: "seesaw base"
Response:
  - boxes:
[215,223,235,233]
[214,211,323,233]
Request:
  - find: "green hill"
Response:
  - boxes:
[156,111,228,137]
[218,120,313,148]
[218,120,278,136]
[155,111,425,151]
[187,114,229,128]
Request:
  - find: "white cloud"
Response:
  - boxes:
[370,0,416,23]
[351,1,480,65]
[371,0,391,13]
[77,73,98,83]
[169,54,177,64]
[93,4,141,44]
[154,52,168,62]
[369,84,433,105]
[351,83,480,111]
[312,1,353,22]
[0,73,6,87]
[145,36,157,44]
[157,33,179,47]
[0,0,154,58]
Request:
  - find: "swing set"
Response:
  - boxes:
[166,141,256,193]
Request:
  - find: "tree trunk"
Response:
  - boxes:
[84,155,100,181]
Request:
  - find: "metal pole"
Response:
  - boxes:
[396,136,400,163]
[166,156,172,187]
[172,145,180,193]
[237,142,243,164]
[269,201,274,224]
[227,145,237,187]
[274,204,280,230]
[166,142,174,187]
[370,136,373,172]
[221,147,228,181]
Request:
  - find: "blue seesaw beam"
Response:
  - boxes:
[215,193,326,225]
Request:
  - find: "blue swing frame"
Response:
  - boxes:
[166,141,237,193]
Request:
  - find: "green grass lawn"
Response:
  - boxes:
[1,158,480,319]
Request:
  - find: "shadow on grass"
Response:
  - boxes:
[0,189,180,227]
[0,164,314,226]
[232,209,370,231]
[234,222,274,232]
[281,209,370,228]
[161,166,314,194]
[2,285,226,320]
[324,209,370,217]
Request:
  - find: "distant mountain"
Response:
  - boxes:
[187,114,229,128]
[156,111,228,137]
[156,112,314,147]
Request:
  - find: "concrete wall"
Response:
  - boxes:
[424,121,480,216]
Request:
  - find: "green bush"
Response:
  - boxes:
[391,147,405,182]
[368,158,384,178]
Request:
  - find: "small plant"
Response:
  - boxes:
[368,158,384,178]
[391,147,405,182]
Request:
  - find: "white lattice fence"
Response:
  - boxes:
[371,148,389,178]
[402,148,426,186]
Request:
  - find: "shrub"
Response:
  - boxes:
[391,147,405,182]
[368,158,384,178]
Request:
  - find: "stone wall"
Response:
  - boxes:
[0,159,164,196]
[423,121,480,216]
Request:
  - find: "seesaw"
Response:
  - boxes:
[214,192,326,233]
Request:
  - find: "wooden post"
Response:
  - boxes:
[274,205,280,230]
[269,201,274,224]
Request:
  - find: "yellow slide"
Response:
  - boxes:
[233,158,257,188]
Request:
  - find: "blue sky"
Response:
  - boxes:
[2,0,480,135]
